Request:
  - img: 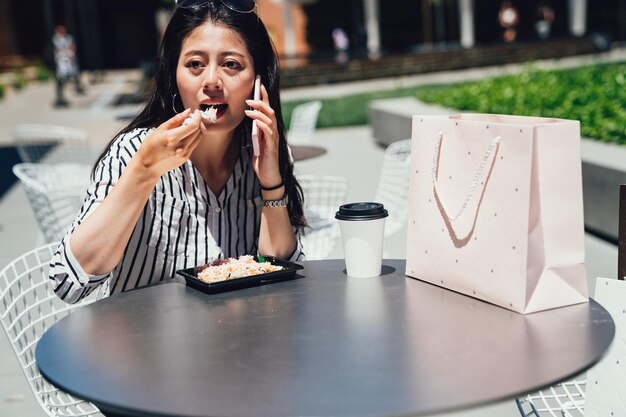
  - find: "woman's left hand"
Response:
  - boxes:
[245,84,282,188]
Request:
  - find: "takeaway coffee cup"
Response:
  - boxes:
[335,202,388,278]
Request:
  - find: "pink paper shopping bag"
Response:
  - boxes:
[406,114,588,314]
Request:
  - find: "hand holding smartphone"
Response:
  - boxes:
[251,75,261,156]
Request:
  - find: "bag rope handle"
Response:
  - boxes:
[431,130,501,222]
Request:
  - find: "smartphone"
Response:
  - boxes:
[251,75,261,157]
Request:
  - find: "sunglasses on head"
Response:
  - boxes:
[176,0,256,14]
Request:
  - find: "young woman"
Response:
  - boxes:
[50,0,307,303]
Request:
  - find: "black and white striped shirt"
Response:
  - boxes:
[49,128,304,303]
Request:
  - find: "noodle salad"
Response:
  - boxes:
[197,255,283,283]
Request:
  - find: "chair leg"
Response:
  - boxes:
[516,397,540,417]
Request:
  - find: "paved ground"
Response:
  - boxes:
[1,47,623,416]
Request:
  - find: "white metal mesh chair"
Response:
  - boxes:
[13,163,90,244]
[299,174,349,260]
[517,380,586,416]
[287,100,322,145]
[14,124,93,165]
[516,277,626,416]
[0,244,108,417]
[374,139,412,237]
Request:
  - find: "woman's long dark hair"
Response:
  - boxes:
[94,2,306,230]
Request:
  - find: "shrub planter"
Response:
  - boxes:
[368,97,453,146]
[369,97,625,242]
[580,140,626,243]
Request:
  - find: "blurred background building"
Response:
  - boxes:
[0,0,625,73]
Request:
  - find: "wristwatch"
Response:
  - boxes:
[261,194,289,208]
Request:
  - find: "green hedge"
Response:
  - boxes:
[12,72,27,91]
[36,65,52,82]
[0,83,5,99]
[415,63,626,144]
[282,62,626,145]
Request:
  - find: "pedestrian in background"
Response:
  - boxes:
[535,2,555,40]
[498,1,520,43]
[52,24,84,107]
[332,27,350,63]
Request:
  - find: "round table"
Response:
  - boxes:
[36,260,614,417]
[290,144,327,161]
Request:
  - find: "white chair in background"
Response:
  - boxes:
[0,244,108,417]
[299,174,349,260]
[13,124,93,165]
[12,163,90,244]
[287,100,322,146]
[374,138,412,238]
[516,277,626,417]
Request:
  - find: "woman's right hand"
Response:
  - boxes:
[69,109,205,277]
[135,109,204,179]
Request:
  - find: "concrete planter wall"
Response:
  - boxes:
[369,97,626,242]
[369,97,452,145]
[580,140,626,242]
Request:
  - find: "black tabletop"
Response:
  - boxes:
[290,144,327,161]
[36,260,614,417]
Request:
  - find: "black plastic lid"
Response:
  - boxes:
[335,202,388,221]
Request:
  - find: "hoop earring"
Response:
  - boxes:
[172,92,184,113]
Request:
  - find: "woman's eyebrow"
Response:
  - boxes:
[183,50,208,57]
[182,49,247,59]
[220,50,246,58]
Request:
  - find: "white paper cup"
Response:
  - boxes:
[335,202,388,278]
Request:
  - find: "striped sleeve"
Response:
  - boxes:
[48,129,148,303]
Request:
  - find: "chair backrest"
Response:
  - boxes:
[299,174,349,260]
[13,163,90,244]
[287,100,322,145]
[583,277,626,416]
[14,124,92,164]
[374,139,412,237]
[0,244,106,416]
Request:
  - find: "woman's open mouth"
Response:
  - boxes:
[199,103,228,122]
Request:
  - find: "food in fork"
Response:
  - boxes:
[201,106,218,123]
[197,255,283,283]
